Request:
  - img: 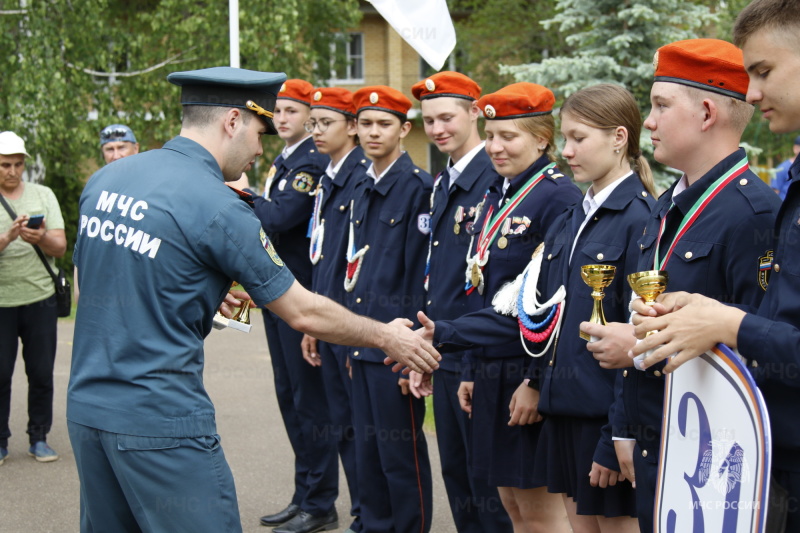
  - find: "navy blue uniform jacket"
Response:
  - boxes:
[739,156,800,473]
[345,152,433,363]
[614,149,780,462]
[435,156,581,370]
[251,136,328,288]
[425,149,499,373]
[310,146,369,305]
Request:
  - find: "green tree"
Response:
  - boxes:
[0,0,360,273]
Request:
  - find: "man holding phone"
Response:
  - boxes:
[0,130,67,465]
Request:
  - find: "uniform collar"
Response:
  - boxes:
[450,146,494,194]
[668,148,747,215]
[325,145,358,182]
[163,136,223,182]
[582,170,633,215]
[366,152,412,196]
[330,145,366,188]
[282,135,314,161]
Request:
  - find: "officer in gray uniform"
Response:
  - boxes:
[69,66,440,533]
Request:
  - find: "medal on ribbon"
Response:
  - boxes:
[465,163,555,295]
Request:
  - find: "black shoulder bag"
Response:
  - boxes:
[0,194,71,317]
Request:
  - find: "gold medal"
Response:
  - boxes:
[454,223,460,235]
[471,263,481,288]
[498,236,508,249]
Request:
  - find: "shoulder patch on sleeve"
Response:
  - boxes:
[260,228,284,266]
[292,172,315,194]
[418,213,431,235]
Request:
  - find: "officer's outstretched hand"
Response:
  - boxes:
[408,370,433,399]
[382,318,441,375]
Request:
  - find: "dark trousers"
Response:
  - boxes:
[351,359,432,533]
[262,310,338,515]
[0,295,58,447]
[633,443,659,533]
[433,368,512,532]
[318,341,362,531]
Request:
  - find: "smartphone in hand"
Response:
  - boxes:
[26,214,45,229]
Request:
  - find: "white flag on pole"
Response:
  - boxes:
[367,0,456,71]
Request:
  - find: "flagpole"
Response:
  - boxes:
[229,0,240,68]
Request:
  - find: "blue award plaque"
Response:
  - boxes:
[655,344,771,533]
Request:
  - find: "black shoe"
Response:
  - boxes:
[260,504,301,527]
[272,510,338,533]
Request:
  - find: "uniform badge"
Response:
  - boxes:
[260,228,284,266]
[278,179,287,191]
[484,104,496,119]
[418,213,431,235]
[313,90,322,101]
[758,249,773,291]
[292,172,315,193]
[653,50,659,70]
[280,82,287,93]
[267,165,277,180]
[369,92,379,104]
[425,78,435,92]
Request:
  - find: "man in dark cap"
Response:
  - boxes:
[68,66,440,533]
[99,124,139,165]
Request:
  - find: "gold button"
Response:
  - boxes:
[320,254,323,259]
[752,360,759,368]
[642,449,648,458]
[433,241,439,246]
[654,370,662,377]
[427,300,432,306]
[339,205,345,212]
[593,216,599,221]
[356,297,362,303]
[641,191,648,197]
[310,149,315,153]
[355,220,361,225]
[414,169,419,173]
[640,243,644,250]
[684,251,693,259]
[596,253,604,260]
[390,218,395,224]
[361,159,366,163]
[739,178,748,186]
[354,351,359,356]
[547,254,553,260]
[623,370,628,377]
[775,264,781,273]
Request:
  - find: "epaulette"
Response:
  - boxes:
[228,186,255,208]
[735,175,779,215]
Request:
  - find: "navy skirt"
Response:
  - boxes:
[534,416,636,517]
[470,355,543,489]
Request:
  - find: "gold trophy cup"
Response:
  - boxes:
[627,270,670,327]
[227,299,252,333]
[580,264,617,341]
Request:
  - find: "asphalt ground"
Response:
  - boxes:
[0,311,456,533]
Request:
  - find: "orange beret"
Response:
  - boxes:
[654,39,749,101]
[411,71,481,102]
[353,85,412,120]
[311,87,356,117]
[477,82,555,120]
[278,79,313,106]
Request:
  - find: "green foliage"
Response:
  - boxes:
[0,0,360,274]
[451,0,566,93]
[502,0,718,188]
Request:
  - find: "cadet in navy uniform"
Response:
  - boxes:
[68,66,441,533]
[421,84,650,533]
[584,40,781,533]
[345,86,434,533]
[627,3,800,530]
[300,87,368,533]
[408,71,512,533]
[447,82,580,532]
[243,79,340,533]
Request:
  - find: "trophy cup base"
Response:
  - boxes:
[579,331,600,343]
[212,313,251,333]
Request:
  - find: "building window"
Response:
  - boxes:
[330,33,364,83]
[428,143,449,178]
[419,53,458,79]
